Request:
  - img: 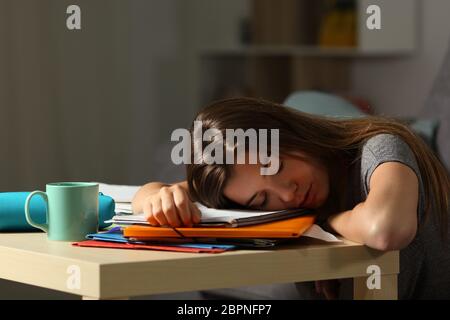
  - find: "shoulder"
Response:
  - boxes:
[360,133,418,172]
[362,133,414,161]
[359,133,423,200]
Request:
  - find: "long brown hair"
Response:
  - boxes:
[186,97,449,239]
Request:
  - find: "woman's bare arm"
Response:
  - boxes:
[327,162,419,251]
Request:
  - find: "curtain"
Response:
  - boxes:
[0,0,133,191]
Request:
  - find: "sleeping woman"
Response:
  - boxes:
[132,97,450,299]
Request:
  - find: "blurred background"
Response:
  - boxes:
[1,0,449,190]
[1,0,450,299]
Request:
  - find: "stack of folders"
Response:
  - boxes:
[74,203,316,253]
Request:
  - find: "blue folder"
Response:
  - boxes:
[86,227,236,250]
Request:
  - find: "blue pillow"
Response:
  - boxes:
[409,118,439,151]
[284,91,439,151]
[284,91,365,118]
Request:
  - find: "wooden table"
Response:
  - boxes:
[0,233,399,300]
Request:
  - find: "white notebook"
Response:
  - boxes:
[107,202,312,228]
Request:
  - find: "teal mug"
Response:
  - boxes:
[25,182,99,241]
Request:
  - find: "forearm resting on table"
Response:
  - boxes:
[131,181,187,213]
[326,202,417,251]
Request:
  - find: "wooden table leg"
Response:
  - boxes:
[353,274,398,300]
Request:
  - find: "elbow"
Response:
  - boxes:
[365,221,417,251]
[368,234,401,251]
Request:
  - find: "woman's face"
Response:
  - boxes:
[223,153,330,210]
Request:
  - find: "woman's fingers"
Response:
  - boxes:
[151,196,169,227]
[142,185,201,227]
[143,198,159,226]
[160,187,181,227]
[189,201,202,224]
[144,203,159,226]
[172,186,193,227]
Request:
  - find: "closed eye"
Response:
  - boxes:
[256,192,268,210]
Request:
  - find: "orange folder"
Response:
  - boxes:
[123,215,315,239]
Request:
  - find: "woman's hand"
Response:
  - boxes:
[142,184,201,228]
[315,280,340,300]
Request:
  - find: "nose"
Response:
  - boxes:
[276,182,298,203]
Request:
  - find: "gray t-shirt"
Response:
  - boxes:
[195,133,450,300]
[353,133,450,299]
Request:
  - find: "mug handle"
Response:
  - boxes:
[25,191,49,233]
